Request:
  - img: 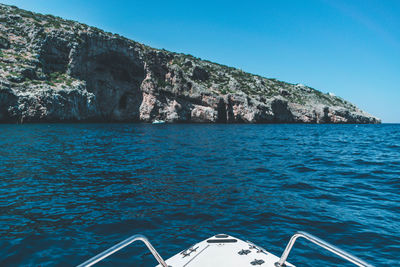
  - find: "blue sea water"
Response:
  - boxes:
[0,124,399,266]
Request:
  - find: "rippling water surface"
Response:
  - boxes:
[0,124,399,266]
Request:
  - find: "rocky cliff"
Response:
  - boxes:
[0,4,380,123]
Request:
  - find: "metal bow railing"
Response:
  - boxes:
[274,231,374,267]
[77,234,168,267]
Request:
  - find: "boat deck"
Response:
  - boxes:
[157,234,295,267]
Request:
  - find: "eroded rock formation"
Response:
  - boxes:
[0,4,380,123]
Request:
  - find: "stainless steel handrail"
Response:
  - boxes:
[275,231,374,267]
[77,234,168,267]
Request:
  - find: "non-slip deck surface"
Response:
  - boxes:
[157,234,295,267]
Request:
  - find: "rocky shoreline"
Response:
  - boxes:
[0,4,380,124]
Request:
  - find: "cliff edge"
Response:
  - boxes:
[0,4,380,123]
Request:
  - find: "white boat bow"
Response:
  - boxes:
[77,231,374,267]
[156,234,295,267]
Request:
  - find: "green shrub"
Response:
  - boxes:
[31,80,42,85]
[45,80,55,86]
[157,78,168,88]
[49,72,61,80]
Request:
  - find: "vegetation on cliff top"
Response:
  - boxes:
[0,3,357,109]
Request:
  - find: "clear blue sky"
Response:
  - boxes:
[3,0,399,122]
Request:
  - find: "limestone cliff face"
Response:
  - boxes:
[0,4,380,123]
